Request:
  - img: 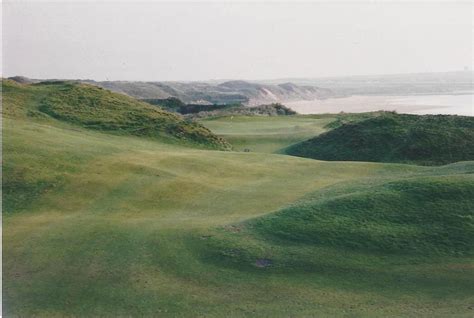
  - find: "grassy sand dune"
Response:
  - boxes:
[3,79,230,150]
[286,112,474,165]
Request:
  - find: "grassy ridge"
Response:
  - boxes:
[3,79,231,150]
[285,112,474,165]
[252,171,474,256]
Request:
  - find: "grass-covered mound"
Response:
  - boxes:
[251,173,474,256]
[187,103,297,118]
[2,79,230,150]
[285,112,474,165]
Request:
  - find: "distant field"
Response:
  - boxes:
[4,82,474,317]
[199,115,334,153]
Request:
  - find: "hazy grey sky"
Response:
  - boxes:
[2,1,473,81]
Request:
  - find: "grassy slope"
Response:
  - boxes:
[2,79,230,150]
[199,115,335,153]
[198,163,474,317]
[250,167,474,256]
[4,87,474,316]
[285,112,474,165]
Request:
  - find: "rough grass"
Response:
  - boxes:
[3,79,231,150]
[3,91,474,316]
[285,112,474,165]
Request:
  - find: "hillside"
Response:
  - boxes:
[250,170,474,256]
[87,80,332,105]
[2,79,230,150]
[285,112,474,165]
[214,80,331,105]
[204,162,474,262]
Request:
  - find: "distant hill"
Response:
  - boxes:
[8,76,332,106]
[84,80,332,106]
[2,79,231,150]
[285,112,474,165]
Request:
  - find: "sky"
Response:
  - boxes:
[2,1,473,81]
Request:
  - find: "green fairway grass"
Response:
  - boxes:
[199,115,335,153]
[4,82,474,317]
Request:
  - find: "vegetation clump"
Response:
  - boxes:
[143,96,297,118]
[188,103,297,118]
[141,97,186,111]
